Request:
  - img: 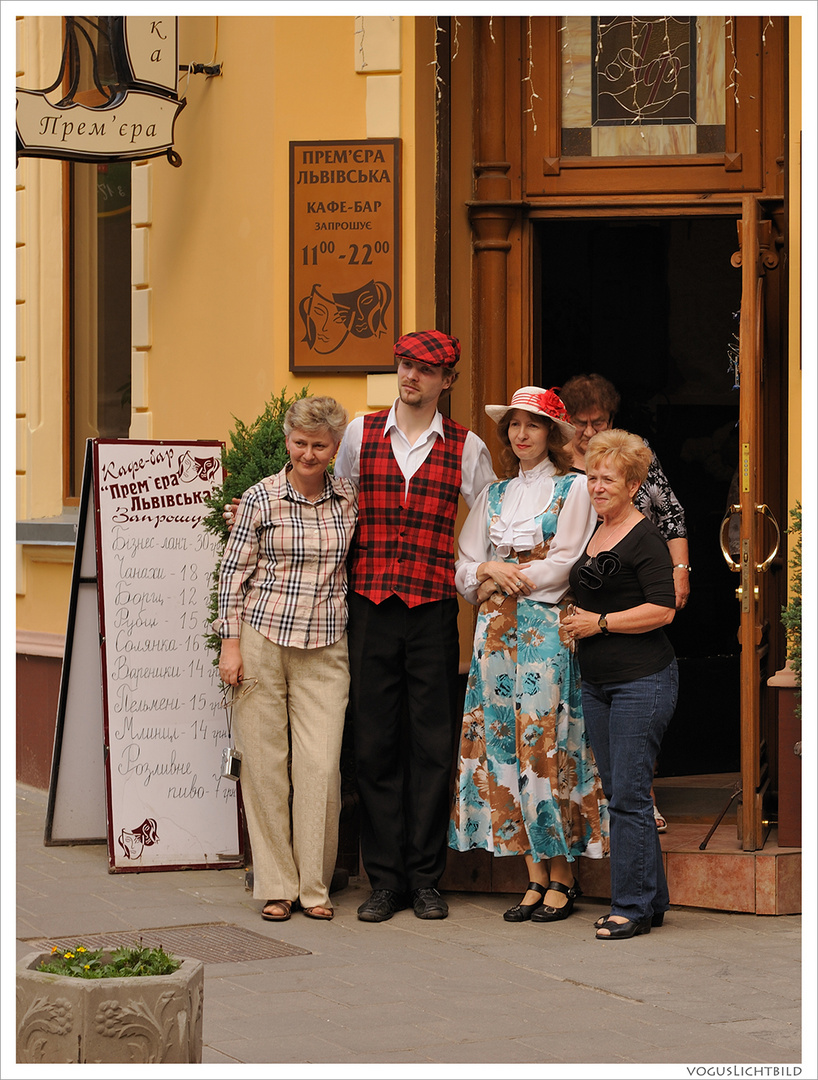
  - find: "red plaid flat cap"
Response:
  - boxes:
[394,331,461,367]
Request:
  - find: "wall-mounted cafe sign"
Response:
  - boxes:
[290,139,401,373]
[16,16,186,167]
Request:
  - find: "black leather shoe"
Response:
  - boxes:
[595,914,652,940]
[594,910,665,929]
[357,889,406,922]
[531,879,581,923]
[503,881,547,922]
[411,887,449,920]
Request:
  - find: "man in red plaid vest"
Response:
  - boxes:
[335,331,495,922]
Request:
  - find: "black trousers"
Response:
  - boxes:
[347,592,461,893]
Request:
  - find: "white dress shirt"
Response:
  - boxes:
[334,400,496,508]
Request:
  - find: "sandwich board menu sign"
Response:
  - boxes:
[45,439,243,872]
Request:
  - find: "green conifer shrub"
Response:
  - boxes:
[202,387,309,662]
[780,501,802,690]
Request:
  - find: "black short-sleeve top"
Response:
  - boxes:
[568,516,676,684]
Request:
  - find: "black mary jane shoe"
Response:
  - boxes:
[593,910,665,930]
[503,881,547,922]
[531,879,581,923]
[595,914,653,940]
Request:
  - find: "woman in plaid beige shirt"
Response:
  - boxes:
[214,397,358,922]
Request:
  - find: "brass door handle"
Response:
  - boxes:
[719,504,741,571]
[720,503,781,573]
[755,503,780,572]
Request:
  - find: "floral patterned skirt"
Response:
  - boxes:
[449,592,609,862]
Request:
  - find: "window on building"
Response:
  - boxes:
[67,161,131,499]
[64,16,131,501]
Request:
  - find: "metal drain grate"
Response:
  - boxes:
[23,923,311,964]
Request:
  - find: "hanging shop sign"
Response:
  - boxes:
[16,15,186,167]
[290,139,401,373]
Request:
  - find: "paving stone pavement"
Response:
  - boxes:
[11,782,811,1078]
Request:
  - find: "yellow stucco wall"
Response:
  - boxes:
[15,550,75,633]
[140,15,425,445]
[16,14,435,638]
[16,15,71,636]
[15,16,64,523]
[15,13,805,640]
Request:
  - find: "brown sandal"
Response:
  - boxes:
[261,899,293,921]
[302,905,334,920]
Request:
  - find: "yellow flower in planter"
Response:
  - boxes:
[38,942,179,980]
[18,947,204,1064]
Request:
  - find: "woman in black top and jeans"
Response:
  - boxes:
[563,430,677,940]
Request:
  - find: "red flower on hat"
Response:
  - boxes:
[536,388,569,422]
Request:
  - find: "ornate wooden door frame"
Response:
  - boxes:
[467,17,789,851]
[468,17,521,450]
[468,15,786,418]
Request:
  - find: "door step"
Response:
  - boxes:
[577,822,800,916]
[652,771,740,824]
[442,772,800,915]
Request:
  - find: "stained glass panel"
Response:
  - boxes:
[592,16,696,125]
[560,15,726,158]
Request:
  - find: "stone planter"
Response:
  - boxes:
[16,950,204,1064]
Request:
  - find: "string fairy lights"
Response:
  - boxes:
[559,19,575,99]
[523,16,540,132]
[432,17,446,102]
[726,16,741,106]
[354,15,398,74]
[661,15,681,99]
[628,17,645,137]
[594,16,692,128]
[355,15,367,71]
[429,17,460,105]
[425,15,752,149]
[728,310,741,390]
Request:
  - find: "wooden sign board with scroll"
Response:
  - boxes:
[45,439,243,873]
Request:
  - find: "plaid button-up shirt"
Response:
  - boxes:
[214,466,358,649]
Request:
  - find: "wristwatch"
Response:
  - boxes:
[598,614,610,636]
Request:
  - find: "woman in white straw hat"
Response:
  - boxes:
[449,387,609,923]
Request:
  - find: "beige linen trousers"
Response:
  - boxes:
[233,622,349,909]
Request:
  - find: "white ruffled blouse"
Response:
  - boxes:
[455,458,597,606]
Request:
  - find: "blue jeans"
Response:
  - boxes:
[581,660,678,922]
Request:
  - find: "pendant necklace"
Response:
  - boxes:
[587,507,637,561]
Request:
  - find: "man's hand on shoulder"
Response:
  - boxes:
[224,497,241,532]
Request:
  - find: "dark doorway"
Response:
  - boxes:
[535,216,743,775]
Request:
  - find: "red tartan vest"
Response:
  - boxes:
[349,411,467,607]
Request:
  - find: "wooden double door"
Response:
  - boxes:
[529,202,786,851]
[465,16,790,850]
